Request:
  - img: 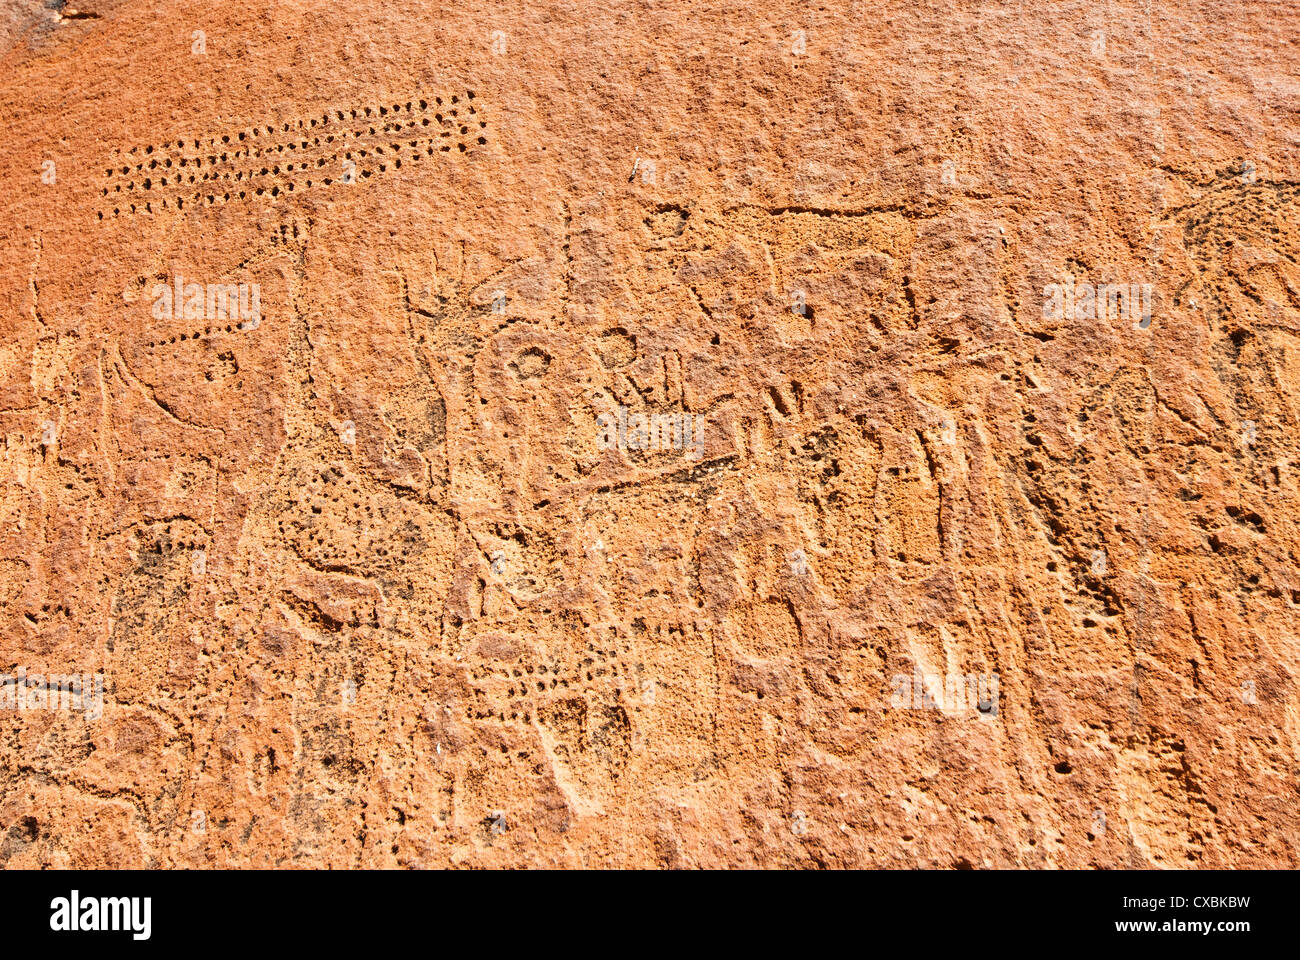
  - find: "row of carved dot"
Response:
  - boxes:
[295,533,401,557]
[112,93,477,161]
[275,524,368,542]
[121,132,483,191]
[98,136,485,217]
[235,109,478,163]
[134,522,203,540]
[279,516,384,533]
[471,666,632,695]
[468,696,632,726]
[471,664,565,680]
[293,537,403,557]
[502,678,575,695]
[467,709,536,723]
[485,664,631,695]
[136,538,207,552]
[469,651,630,682]
[104,109,482,178]
[144,322,260,349]
[102,129,485,195]
[296,503,379,516]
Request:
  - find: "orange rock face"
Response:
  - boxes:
[1,1,1297,868]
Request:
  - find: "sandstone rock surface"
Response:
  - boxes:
[1,0,1298,868]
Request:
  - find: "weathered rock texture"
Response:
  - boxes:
[1,0,1298,868]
